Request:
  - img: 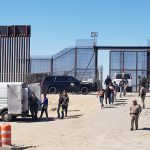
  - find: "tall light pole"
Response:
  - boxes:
[91,32,98,46]
[91,32,98,86]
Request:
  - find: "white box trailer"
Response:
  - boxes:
[0,82,41,122]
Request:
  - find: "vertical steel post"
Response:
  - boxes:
[94,47,98,82]
[74,47,77,78]
[51,56,53,76]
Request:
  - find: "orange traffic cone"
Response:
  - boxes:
[0,126,2,147]
[1,124,11,145]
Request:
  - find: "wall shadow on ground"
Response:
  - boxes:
[14,117,55,123]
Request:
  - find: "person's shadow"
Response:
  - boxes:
[139,127,150,131]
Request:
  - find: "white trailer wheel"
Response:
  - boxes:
[2,111,13,122]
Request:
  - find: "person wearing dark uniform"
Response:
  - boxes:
[138,76,142,96]
[62,90,69,117]
[140,86,146,109]
[57,93,64,119]
[40,93,48,119]
[105,85,111,106]
[29,93,39,121]
[104,76,112,87]
[130,100,142,131]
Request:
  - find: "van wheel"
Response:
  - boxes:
[81,87,89,95]
[2,111,13,122]
[48,87,57,94]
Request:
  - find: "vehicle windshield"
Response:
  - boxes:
[116,74,130,79]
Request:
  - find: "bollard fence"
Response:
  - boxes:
[1,124,11,146]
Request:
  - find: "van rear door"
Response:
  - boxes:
[7,84,22,114]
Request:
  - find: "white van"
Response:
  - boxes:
[112,73,132,92]
[0,82,41,122]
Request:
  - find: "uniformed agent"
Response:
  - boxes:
[29,92,39,121]
[130,100,142,131]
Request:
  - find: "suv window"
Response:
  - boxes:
[116,74,122,79]
[124,74,130,79]
[44,76,55,82]
[116,74,130,79]
[55,76,67,82]
[67,77,77,82]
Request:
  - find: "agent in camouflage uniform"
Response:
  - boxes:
[130,100,142,130]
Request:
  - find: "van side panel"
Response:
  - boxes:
[0,85,8,110]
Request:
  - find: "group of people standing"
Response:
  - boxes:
[129,76,148,131]
[57,90,69,119]
[28,90,69,121]
[28,93,49,121]
[97,75,128,108]
[97,75,148,131]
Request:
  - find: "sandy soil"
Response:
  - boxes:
[2,92,150,150]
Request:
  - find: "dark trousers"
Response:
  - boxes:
[105,96,111,104]
[30,107,38,121]
[40,106,48,118]
[99,96,104,107]
[63,105,68,117]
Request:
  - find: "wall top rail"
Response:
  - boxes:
[0,25,31,37]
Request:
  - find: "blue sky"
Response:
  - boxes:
[1,0,150,78]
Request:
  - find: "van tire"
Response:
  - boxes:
[81,87,89,95]
[2,111,13,122]
[48,87,57,94]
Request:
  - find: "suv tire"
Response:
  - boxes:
[2,111,13,122]
[48,87,57,94]
[81,87,89,95]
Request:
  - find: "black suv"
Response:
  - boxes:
[41,75,95,94]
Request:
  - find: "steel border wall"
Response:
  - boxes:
[0,25,31,82]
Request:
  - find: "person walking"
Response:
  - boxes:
[140,86,146,109]
[97,88,105,108]
[113,81,118,100]
[28,93,39,121]
[105,85,111,106]
[104,76,112,87]
[130,100,142,131]
[40,93,48,119]
[109,83,115,104]
[124,77,128,95]
[138,76,142,96]
[62,90,69,117]
[57,93,64,119]
[119,78,126,97]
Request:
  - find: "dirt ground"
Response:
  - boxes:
[2,92,150,150]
